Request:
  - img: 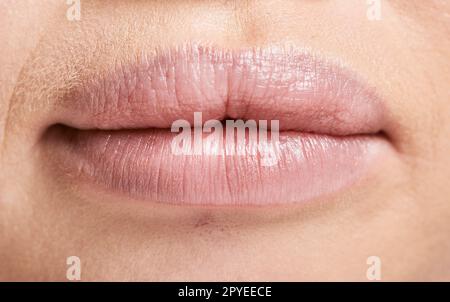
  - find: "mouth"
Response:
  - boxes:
[44,45,393,206]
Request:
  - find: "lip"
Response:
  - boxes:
[45,45,392,206]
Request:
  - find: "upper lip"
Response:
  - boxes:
[52,45,387,136]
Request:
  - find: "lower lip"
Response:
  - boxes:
[46,125,388,206]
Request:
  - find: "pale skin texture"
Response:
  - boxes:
[0,0,449,281]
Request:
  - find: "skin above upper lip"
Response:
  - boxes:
[44,45,393,206]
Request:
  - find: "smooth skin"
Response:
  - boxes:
[0,0,449,281]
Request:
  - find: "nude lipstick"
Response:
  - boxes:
[45,45,391,205]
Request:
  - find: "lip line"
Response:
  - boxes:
[57,124,386,138]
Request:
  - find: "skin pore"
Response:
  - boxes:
[0,0,449,281]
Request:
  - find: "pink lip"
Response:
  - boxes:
[46,45,391,206]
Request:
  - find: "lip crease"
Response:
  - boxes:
[45,45,391,206]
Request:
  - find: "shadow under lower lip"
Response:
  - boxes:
[44,125,385,206]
